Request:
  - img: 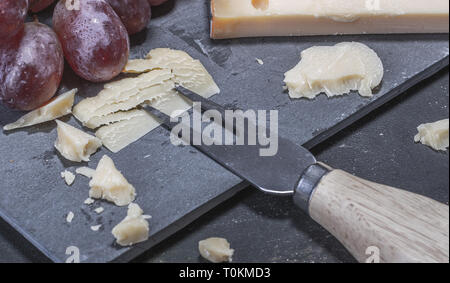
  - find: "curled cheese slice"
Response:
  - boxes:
[3,89,77,131]
[414,119,449,151]
[284,42,383,99]
[89,155,136,206]
[198,237,234,263]
[124,48,220,98]
[112,203,150,246]
[54,120,102,162]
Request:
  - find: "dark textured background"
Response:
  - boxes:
[0,0,448,262]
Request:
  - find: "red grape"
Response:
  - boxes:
[29,0,55,13]
[106,0,151,35]
[0,22,64,111]
[147,0,169,6]
[53,0,130,82]
[0,0,29,39]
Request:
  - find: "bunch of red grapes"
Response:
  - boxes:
[0,0,168,111]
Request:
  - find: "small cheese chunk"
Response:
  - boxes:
[284,42,383,99]
[3,89,77,131]
[61,170,76,186]
[112,203,150,246]
[54,120,102,162]
[199,237,234,263]
[91,225,102,231]
[89,155,136,206]
[94,207,104,214]
[124,48,220,98]
[76,167,96,178]
[66,212,74,223]
[211,0,449,39]
[414,119,449,151]
[84,198,95,205]
[95,110,161,153]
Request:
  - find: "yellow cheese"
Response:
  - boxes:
[3,89,77,131]
[211,0,449,39]
[198,237,235,263]
[54,120,102,162]
[89,155,136,206]
[284,42,383,99]
[95,110,161,153]
[414,119,449,151]
[112,203,150,246]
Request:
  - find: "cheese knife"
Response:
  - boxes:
[144,86,449,263]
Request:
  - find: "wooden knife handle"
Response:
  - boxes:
[308,168,449,263]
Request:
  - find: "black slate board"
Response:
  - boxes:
[0,0,448,262]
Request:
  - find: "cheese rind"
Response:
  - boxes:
[3,89,77,131]
[414,119,449,151]
[211,0,450,39]
[112,203,150,246]
[89,155,136,206]
[54,120,102,162]
[198,237,234,263]
[284,42,383,99]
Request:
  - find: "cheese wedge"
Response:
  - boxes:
[414,119,449,151]
[3,89,77,131]
[198,237,235,263]
[95,110,161,153]
[211,0,449,39]
[112,203,150,246]
[284,42,383,99]
[89,155,136,206]
[54,120,102,162]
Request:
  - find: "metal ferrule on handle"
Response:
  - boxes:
[293,164,329,214]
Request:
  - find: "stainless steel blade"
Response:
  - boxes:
[144,94,317,196]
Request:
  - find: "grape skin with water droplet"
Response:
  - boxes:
[0,0,29,39]
[106,0,151,35]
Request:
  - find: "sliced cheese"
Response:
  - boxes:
[89,155,136,206]
[211,0,450,39]
[76,167,96,178]
[3,89,77,131]
[414,119,449,151]
[95,110,161,153]
[124,48,220,98]
[54,120,102,162]
[199,237,234,263]
[284,42,383,99]
[61,170,76,186]
[112,203,150,246]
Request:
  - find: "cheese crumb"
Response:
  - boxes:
[94,207,104,214]
[89,155,136,206]
[414,119,449,151]
[284,42,383,99]
[61,170,75,186]
[84,198,95,205]
[199,237,234,263]
[91,225,102,231]
[256,58,264,65]
[66,212,74,223]
[76,167,96,178]
[54,120,102,162]
[112,203,150,246]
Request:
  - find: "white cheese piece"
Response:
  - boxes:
[94,207,104,214]
[112,203,150,246]
[89,155,136,206]
[95,110,161,153]
[84,198,95,205]
[124,48,220,98]
[284,42,383,99]
[3,89,77,131]
[211,0,449,39]
[84,109,149,130]
[256,58,264,65]
[76,167,96,178]
[91,225,102,231]
[198,237,234,263]
[66,212,74,223]
[414,119,449,151]
[54,120,102,162]
[61,170,76,186]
